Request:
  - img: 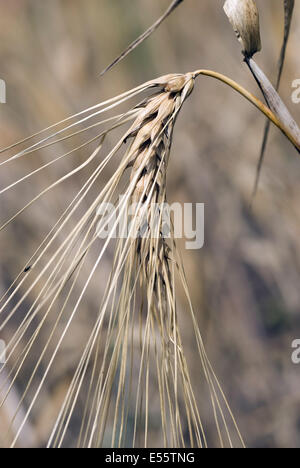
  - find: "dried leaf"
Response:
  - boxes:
[252,0,295,201]
[224,0,261,58]
[247,58,300,151]
[278,0,295,88]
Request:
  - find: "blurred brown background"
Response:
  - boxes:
[0,0,300,448]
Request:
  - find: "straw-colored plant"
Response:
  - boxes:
[0,0,299,448]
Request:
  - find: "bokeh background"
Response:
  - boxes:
[0,0,300,448]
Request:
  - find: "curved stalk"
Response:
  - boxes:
[193,69,300,153]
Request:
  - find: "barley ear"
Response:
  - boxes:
[223,0,261,58]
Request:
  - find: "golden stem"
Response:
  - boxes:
[193,69,300,152]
